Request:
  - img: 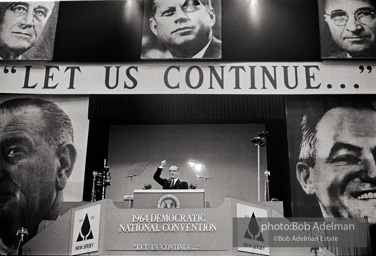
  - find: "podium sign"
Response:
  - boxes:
[236,203,270,255]
[71,204,101,255]
[107,205,229,252]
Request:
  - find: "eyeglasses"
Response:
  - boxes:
[325,8,376,26]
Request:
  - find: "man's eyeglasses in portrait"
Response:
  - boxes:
[325,8,376,26]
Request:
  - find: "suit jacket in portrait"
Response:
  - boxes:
[203,36,222,59]
[327,50,349,59]
[153,167,188,189]
[328,49,376,59]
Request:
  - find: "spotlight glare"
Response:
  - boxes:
[247,0,261,30]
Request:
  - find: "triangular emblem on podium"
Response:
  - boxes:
[244,212,264,242]
[77,214,94,241]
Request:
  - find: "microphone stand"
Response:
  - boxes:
[264,170,270,201]
[91,159,111,202]
[16,227,28,256]
[251,131,267,201]
[201,177,213,208]
[102,164,111,200]
[91,170,98,202]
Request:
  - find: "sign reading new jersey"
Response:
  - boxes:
[71,204,101,255]
[236,203,270,255]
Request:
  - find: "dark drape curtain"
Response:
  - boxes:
[88,95,285,122]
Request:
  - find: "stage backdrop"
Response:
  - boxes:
[0,94,89,201]
[107,123,267,207]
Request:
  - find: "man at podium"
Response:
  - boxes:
[153,160,188,189]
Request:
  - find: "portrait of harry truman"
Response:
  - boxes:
[141,0,222,59]
[318,0,376,58]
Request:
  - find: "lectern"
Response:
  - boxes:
[23,198,314,256]
[132,189,205,209]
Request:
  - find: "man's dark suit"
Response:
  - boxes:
[328,49,376,59]
[153,167,188,189]
[202,36,222,59]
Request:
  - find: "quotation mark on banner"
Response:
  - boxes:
[328,65,374,90]
[359,65,372,73]
[3,66,16,74]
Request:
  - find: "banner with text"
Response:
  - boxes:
[0,62,375,94]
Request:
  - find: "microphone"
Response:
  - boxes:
[252,131,268,147]
[189,184,197,189]
[251,136,262,143]
[258,131,268,137]
[144,184,152,189]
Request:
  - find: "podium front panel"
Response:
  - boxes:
[24,199,312,255]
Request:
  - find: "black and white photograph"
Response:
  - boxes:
[286,95,376,255]
[0,95,89,255]
[0,1,59,60]
[0,0,376,255]
[318,0,376,59]
[141,0,222,59]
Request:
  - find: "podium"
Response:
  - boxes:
[133,189,205,208]
[23,198,314,256]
